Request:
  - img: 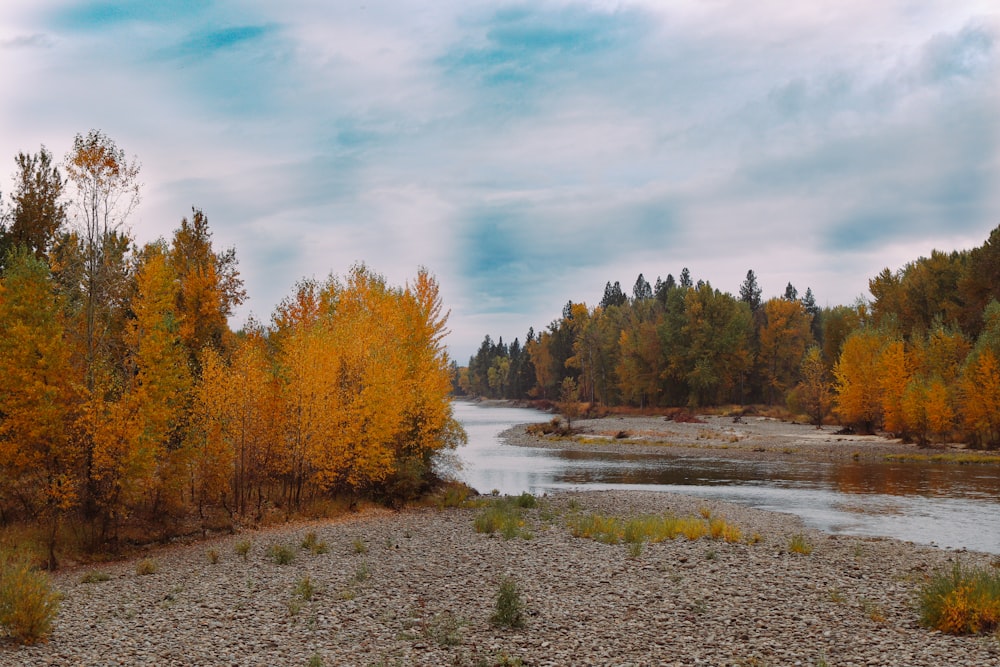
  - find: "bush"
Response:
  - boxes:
[80,571,111,584]
[491,576,525,629]
[919,562,1000,634]
[294,575,315,601]
[135,558,159,575]
[268,544,295,565]
[234,539,251,560]
[0,555,61,645]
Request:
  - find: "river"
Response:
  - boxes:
[452,401,1000,554]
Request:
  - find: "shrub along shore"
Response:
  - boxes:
[3,490,998,666]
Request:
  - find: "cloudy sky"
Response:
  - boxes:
[1,1,998,361]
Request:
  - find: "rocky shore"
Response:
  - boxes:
[4,490,998,666]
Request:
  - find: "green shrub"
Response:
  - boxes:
[352,537,368,554]
[514,492,537,509]
[234,539,251,560]
[919,562,1000,634]
[206,548,220,564]
[491,576,525,629]
[302,532,318,550]
[268,544,295,565]
[0,555,61,645]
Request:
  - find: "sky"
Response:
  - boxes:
[1,1,998,362]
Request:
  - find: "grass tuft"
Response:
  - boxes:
[80,570,112,584]
[788,534,813,555]
[206,548,220,564]
[294,575,315,601]
[474,496,533,540]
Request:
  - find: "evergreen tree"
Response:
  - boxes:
[632,273,652,302]
[738,269,762,313]
[5,147,67,264]
[679,267,693,288]
[600,282,627,309]
[783,282,798,301]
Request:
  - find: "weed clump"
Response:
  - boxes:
[491,576,525,629]
[919,562,1000,634]
[0,554,61,645]
[268,544,295,565]
[294,575,315,601]
[136,558,159,575]
[234,539,251,560]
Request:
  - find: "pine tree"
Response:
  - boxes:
[738,269,762,312]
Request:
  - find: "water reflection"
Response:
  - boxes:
[453,401,1000,554]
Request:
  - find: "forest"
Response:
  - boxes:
[0,132,463,566]
[459,228,1000,450]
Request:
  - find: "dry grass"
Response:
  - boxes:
[0,553,61,645]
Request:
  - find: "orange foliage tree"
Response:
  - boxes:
[758,298,813,405]
[834,329,887,433]
[0,251,81,566]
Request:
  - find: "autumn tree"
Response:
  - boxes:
[663,283,753,407]
[617,299,664,407]
[125,243,193,516]
[878,339,910,436]
[959,301,1000,447]
[169,208,245,365]
[0,251,80,567]
[59,130,141,392]
[960,349,1000,448]
[758,298,813,405]
[834,329,886,433]
[795,346,831,427]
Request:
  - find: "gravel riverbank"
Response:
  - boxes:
[4,490,998,666]
[500,413,967,463]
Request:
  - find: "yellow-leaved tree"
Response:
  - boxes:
[834,329,887,433]
[0,251,81,567]
[878,339,911,437]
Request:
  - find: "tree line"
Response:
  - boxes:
[459,229,1000,449]
[0,131,462,565]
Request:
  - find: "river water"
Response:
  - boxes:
[452,401,1000,554]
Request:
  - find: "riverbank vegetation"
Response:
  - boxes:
[0,131,464,571]
[459,226,1000,449]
